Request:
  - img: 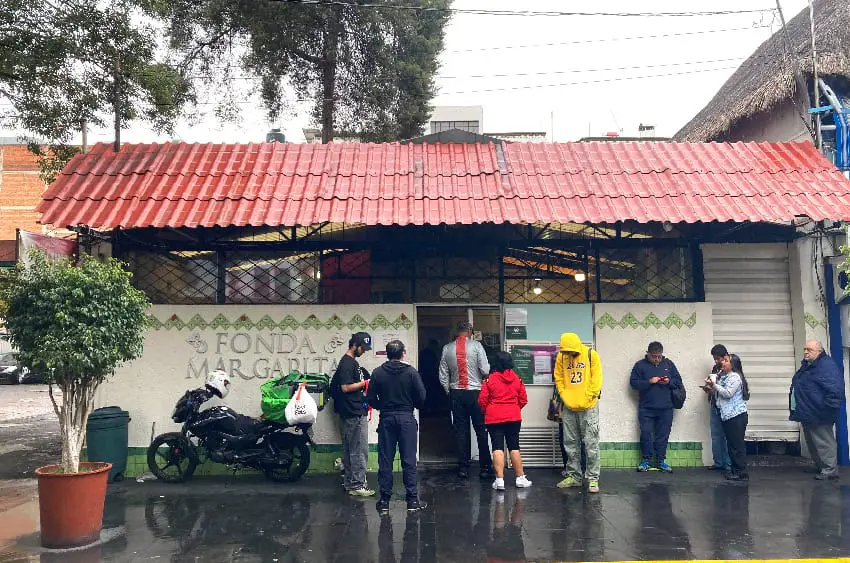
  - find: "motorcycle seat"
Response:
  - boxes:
[259,419,290,430]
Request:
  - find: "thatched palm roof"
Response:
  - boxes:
[675,0,850,142]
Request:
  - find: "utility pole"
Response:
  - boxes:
[808,0,821,150]
[550,111,554,142]
[775,0,815,142]
[113,59,121,153]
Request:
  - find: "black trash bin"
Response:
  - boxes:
[86,406,130,482]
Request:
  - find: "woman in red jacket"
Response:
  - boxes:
[479,351,532,490]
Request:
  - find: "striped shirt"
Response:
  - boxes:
[439,336,490,392]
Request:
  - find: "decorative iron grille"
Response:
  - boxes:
[128,251,218,305]
[225,251,319,304]
[503,247,592,303]
[597,247,694,301]
[126,250,320,305]
[123,244,697,304]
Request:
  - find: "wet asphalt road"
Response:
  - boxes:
[0,385,60,480]
[2,466,849,562]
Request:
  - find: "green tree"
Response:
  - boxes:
[2,251,150,473]
[144,0,450,142]
[0,0,191,183]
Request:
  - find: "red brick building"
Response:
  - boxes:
[0,142,50,262]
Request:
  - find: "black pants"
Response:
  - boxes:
[377,411,419,502]
[638,407,674,461]
[722,412,748,476]
[451,389,492,470]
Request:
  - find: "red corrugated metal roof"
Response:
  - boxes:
[37,140,850,229]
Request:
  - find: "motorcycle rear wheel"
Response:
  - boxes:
[147,432,198,483]
[264,441,310,483]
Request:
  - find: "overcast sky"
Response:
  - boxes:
[34,0,811,145]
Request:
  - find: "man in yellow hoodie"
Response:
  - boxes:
[553,332,603,493]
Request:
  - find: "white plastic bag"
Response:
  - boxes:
[285,382,318,425]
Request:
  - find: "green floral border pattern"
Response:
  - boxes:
[146,313,414,331]
[804,313,827,330]
[595,311,697,330]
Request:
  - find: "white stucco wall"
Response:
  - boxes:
[791,234,836,347]
[594,302,714,465]
[96,305,417,447]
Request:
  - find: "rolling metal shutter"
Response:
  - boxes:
[702,244,799,442]
[515,426,563,467]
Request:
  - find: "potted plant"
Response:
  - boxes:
[1,250,149,548]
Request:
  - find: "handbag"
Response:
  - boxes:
[285,382,319,425]
[547,387,563,422]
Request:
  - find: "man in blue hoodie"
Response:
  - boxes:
[630,341,683,473]
[790,340,846,481]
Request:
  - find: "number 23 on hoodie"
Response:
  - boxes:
[554,333,603,411]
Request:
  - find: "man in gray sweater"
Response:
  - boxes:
[439,321,493,479]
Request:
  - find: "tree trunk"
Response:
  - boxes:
[51,381,95,473]
[320,7,341,144]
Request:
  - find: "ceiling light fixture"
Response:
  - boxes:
[575,272,586,282]
[532,278,542,295]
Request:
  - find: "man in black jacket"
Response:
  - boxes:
[367,340,428,514]
[630,341,683,473]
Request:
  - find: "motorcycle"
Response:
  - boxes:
[147,385,318,483]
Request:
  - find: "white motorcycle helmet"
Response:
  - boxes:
[205,369,231,398]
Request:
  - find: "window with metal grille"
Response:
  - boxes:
[225,251,319,304]
[597,247,694,301]
[123,243,697,304]
[503,247,594,303]
[414,256,498,303]
[128,251,218,304]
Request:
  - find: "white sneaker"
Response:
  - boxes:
[516,475,533,488]
[492,477,505,491]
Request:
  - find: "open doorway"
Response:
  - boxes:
[416,306,502,465]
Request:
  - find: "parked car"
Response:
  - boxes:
[0,352,46,384]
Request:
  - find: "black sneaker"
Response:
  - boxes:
[457,469,469,479]
[375,500,390,514]
[407,500,428,513]
[815,472,840,481]
[479,468,495,480]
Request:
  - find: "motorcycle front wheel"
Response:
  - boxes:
[147,432,198,483]
[264,438,310,483]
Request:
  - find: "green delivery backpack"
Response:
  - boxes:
[260,371,331,423]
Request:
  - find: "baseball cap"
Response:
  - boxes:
[351,332,373,351]
[457,321,473,333]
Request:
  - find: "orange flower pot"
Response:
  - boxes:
[35,461,112,549]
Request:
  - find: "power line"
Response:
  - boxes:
[447,25,773,53]
[440,57,747,80]
[274,0,776,18]
[439,65,741,95]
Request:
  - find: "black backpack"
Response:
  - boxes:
[671,384,687,410]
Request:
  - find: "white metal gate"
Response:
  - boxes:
[702,244,799,441]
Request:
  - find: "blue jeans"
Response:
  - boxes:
[710,405,731,470]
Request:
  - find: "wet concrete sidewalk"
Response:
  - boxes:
[1,467,849,562]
